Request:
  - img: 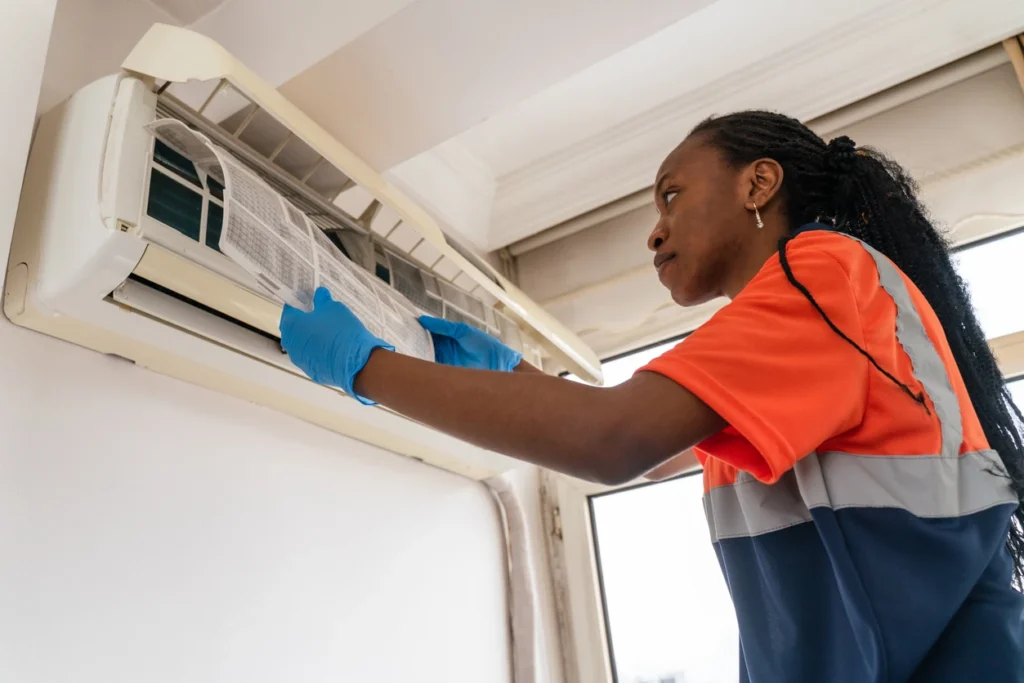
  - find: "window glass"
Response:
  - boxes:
[567,338,682,386]
[956,229,1024,339]
[585,337,737,683]
[1008,378,1024,413]
[591,475,738,683]
[600,339,683,386]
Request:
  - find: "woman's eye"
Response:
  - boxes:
[662,191,678,207]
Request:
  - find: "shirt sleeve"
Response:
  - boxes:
[638,241,870,483]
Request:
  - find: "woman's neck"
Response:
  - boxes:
[722,217,790,299]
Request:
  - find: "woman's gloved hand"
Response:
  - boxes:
[419,316,522,372]
[280,287,394,404]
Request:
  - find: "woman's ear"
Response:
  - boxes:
[743,158,784,211]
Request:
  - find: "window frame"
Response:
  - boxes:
[548,222,1024,683]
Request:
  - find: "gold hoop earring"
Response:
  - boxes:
[753,203,764,230]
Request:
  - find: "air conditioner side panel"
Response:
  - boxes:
[6,74,146,324]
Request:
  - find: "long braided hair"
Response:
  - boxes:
[691,110,1024,586]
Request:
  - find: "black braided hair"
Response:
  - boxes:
[692,110,1024,586]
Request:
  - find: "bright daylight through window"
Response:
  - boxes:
[585,339,740,683]
[955,228,1024,340]
[588,226,1023,683]
[1009,378,1024,414]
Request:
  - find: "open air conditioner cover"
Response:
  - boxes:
[123,23,602,382]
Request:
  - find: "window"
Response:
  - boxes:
[584,338,738,683]
[566,338,682,386]
[599,339,684,386]
[955,228,1024,339]
[1008,378,1024,413]
[591,475,738,683]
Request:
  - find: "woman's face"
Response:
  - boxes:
[648,134,754,306]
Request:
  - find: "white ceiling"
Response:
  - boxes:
[39,0,416,112]
[281,0,716,173]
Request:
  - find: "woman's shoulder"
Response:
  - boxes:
[741,228,863,300]
[769,227,888,300]
[786,227,873,267]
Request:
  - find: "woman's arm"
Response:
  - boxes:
[279,290,725,484]
[513,360,545,374]
[644,449,701,481]
[354,349,724,485]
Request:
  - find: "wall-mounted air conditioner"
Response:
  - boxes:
[4,24,602,479]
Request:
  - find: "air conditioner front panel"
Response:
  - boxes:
[131,244,281,339]
[112,277,292,373]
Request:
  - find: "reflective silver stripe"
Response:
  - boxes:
[840,235,963,458]
[706,450,1016,543]
[708,466,812,543]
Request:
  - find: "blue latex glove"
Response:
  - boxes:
[280,287,394,405]
[419,315,523,372]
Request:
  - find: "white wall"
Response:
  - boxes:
[0,5,513,682]
[38,0,177,113]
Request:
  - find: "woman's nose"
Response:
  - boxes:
[648,220,668,252]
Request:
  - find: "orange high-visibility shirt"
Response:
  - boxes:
[639,226,1022,683]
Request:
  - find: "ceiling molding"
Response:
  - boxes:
[507,45,1013,258]
[485,0,1024,249]
[508,187,652,257]
[809,45,1009,137]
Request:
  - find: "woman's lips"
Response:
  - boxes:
[654,252,677,276]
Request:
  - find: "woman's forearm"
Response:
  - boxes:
[513,360,545,374]
[353,349,723,484]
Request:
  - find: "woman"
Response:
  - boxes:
[280,111,1024,681]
